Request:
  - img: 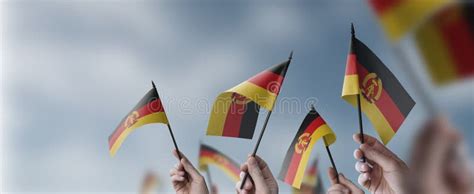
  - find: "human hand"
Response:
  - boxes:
[235,155,278,194]
[353,134,408,194]
[327,167,364,194]
[408,116,474,194]
[169,149,209,194]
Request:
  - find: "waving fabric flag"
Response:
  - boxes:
[368,0,451,42]
[278,108,336,189]
[108,87,169,156]
[342,35,415,144]
[198,144,241,182]
[206,58,290,139]
[415,3,474,85]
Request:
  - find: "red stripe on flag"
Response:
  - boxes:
[247,70,284,94]
[222,98,245,137]
[439,11,474,77]
[345,54,358,75]
[368,0,403,15]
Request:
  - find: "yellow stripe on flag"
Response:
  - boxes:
[109,112,168,156]
[206,93,233,136]
[292,124,336,189]
[227,81,277,110]
[342,74,360,97]
[378,0,451,42]
[343,95,396,144]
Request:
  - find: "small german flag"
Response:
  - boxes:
[278,108,336,189]
[198,144,240,182]
[368,0,450,42]
[415,3,474,85]
[108,85,169,156]
[342,33,415,145]
[206,57,290,139]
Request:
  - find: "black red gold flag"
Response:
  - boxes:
[342,34,415,144]
[206,59,290,139]
[108,87,168,156]
[278,109,336,189]
[415,3,474,85]
[198,144,240,182]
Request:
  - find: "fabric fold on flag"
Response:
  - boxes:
[342,36,415,144]
[206,59,290,139]
[278,109,336,189]
[198,144,241,182]
[108,88,169,156]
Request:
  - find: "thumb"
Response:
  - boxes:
[360,143,400,170]
[180,157,201,180]
[247,157,266,188]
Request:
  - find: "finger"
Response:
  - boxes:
[339,173,363,192]
[172,149,183,160]
[180,157,202,180]
[353,133,378,145]
[246,157,265,187]
[171,175,185,182]
[240,163,248,172]
[357,173,370,187]
[327,167,339,185]
[355,161,371,173]
[359,143,401,170]
[354,149,364,160]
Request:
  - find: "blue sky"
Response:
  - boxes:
[2,1,473,193]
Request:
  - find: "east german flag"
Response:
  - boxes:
[278,108,336,189]
[368,0,451,42]
[415,3,474,85]
[108,86,169,156]
[198,144,240,182]
[206,57,291,139]
[342,35,415,145]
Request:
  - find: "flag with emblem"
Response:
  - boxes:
[108,84,169,156]
[342,32,415,144]
[278,108,336,189]
[368,0,451,42]
[198,144,240,182]
[415,3,474,85]
[206,57,291,139]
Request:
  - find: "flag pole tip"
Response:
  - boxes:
[151,80,156,88]
[351,23,355,36]
[289,50,293,60]
[310,104,316,111]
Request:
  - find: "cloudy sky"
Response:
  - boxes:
[2,1,473,193]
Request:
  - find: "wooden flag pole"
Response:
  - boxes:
[352,24,367,163]
[152,81,182,161]
[239,51,293,189]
